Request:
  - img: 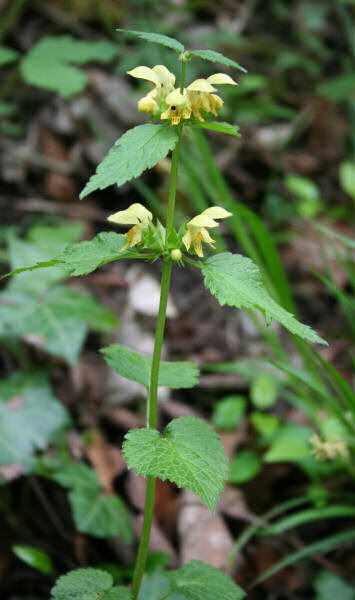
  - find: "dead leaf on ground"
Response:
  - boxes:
[86,431,126,494]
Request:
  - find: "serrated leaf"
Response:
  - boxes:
[118,29,184,54]
[69,487,132,542]
[21,35,118,98]
[12,545,54,574]
[191,121,241,137]
[0,372,69,470]
[80,124,179,198]
[3,222,81,289]
[51,568,131,600]
[186,49,247,73]
[101,344,199,389]
[57,232,135,276]
[1,232,134,281]
[201,253,327,345]
[123,417,227,512]
[166,560,245,600]
[0,45,20,66]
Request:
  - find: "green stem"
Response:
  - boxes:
[131,62,186,598]
[165,138,182,237]
[130,475,155,600]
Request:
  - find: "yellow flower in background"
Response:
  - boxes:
[182,206,232,257]
[161,89,191,125]
[187,73,237,121]
[108,203,153,251]
[310,434,349,461]
[127,65,176,114]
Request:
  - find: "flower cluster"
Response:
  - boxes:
[108,204,232,258]
[127,65,237,125]
[310,434,349,461]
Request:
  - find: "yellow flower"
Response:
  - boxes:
[108,203,152,251]
[127,65,176,114]
[161,89,191,126]
[310,434,349,461]
[186,73,237,121]
[182,206,232,257]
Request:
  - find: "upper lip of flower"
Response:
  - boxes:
[108,203,153,251]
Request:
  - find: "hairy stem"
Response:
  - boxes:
[131,64,185,592]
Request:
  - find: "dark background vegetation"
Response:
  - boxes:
[0,1,355,599]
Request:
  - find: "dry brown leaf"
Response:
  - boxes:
[86,431,126,494]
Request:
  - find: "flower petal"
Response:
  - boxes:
[188,214,218,228]
[165,89,187,106]
[127,66,159,86]
[207,73,238,86]
[202,206,233,219]
[108,203,152,225]
[187,78,216,93]
[152,65,176,87]
[182,230,192,251]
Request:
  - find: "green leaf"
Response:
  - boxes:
[44,287,117,332]
[212,395,246,430]
[1,285,113,364]
[80,124,179,198]
[69,487,132,542]
[166,560,245,600]
[250,412,279,437]
[1,232,134,281]
[53,463,132,542]
[123,417,228,512]
[250,374,278,409]
[101,344,199,389]
[138,571,184,600]
[317,73,355,102]
[314,570,355,600]
[118,29,184,54]
[264,424,312,463]
[339,161,355,201]
[201,253,327,345]
[0,45,20,66]
[0,372,69,470]
[191,121,241,137]
[12,545,54,574]
[229,450,261,484]
[57,232,135,276]
[21,35,118,98]
[186,49,247,73]
[51,568,132,600]
[53,462,101,490]
[2,222,82,288]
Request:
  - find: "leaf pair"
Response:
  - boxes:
[51,560,245,600]
[119,29,247,73]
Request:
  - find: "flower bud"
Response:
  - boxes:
[171,248,182,261]
[138,97,157,114]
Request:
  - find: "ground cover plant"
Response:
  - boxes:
[1,2,355,599]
